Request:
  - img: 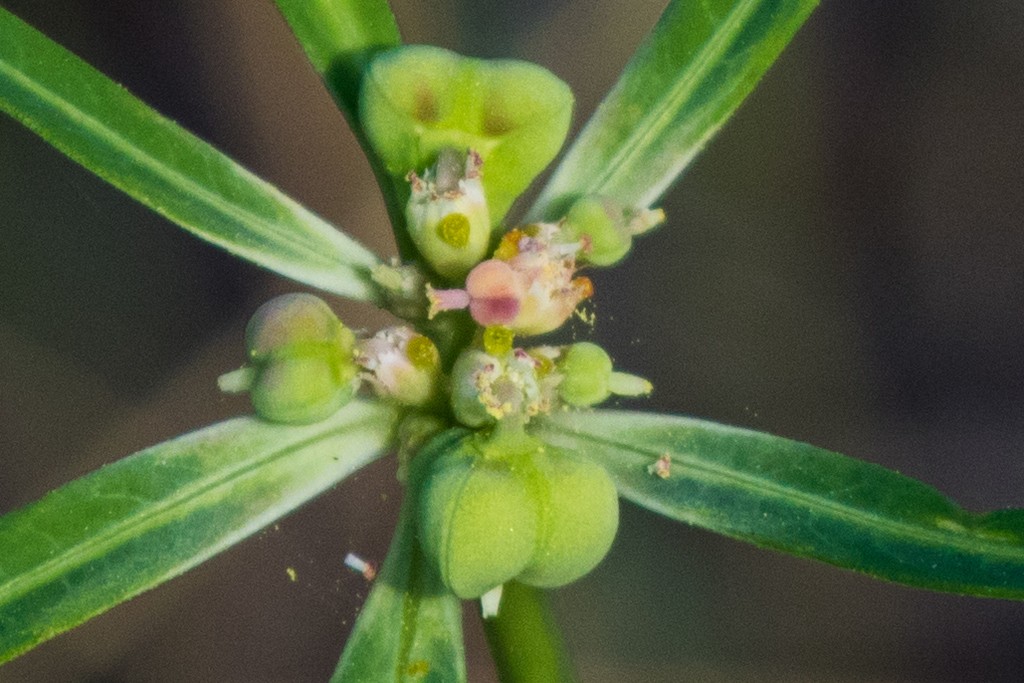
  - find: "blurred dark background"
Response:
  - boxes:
[3,0,1024,680]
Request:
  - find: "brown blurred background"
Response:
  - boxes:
[2,0,1024,680]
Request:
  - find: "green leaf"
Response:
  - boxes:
[0,400,399,664]
[271,0,416,261]
[0,8,382,301]
[528,0,819,220]
[273,0,401,119]
[533,410,1024,599]
[332,430,466,682]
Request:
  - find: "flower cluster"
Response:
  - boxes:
[222,45,665,601]
[220,292,650,429]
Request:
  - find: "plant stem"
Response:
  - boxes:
[482,582,578,683]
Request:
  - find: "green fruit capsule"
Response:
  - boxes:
[248,354,352,424]
[517,450,619,588]
[556,342,653,407]
[224,293,358,424]
[556,342,614,407]
[360,45,574,223]
[415,435,538,599]
[560,196,666,267]
[562,197,632,266]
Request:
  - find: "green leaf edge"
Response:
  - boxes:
[332,438,466,682]
[0,400,400,664]
[271,0,418,262]
[0,7,383,302]
[528,0,820,219]
[534,409,1024,600]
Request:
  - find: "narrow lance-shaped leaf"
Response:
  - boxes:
[528,0,819,220]
[0,400,400,664]
[271,0,415,260]
[333,432,466,683]
[273,0,400,120]
[534,410,1024,600]
[0,8,382,302]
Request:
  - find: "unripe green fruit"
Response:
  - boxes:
[360,45,573,223]
[562,196,632,266]
[415,435,538,599]
[241,293,357,424]
[248,354,354,424]
[557,342,613,407]
[245,293,352,358]
[517,450,619,587]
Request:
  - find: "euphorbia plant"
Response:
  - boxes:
[2,1,1024,681]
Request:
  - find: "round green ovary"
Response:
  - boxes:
[557,342,613,407]
[250,352,353,424]
[417,448,538,599]
[242,293,357,424]
[246,292,349,358]
[517,451,619,587]
[563,197,632,266]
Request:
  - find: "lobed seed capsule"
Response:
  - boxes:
[414,435,539,599]
[412,430,621,599]
[360,44,574,223]
[221,293,358,424]
[517,450,619,588]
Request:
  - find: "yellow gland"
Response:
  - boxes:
[482,326,514,356]
[405,334,440,370]
[436,212,471,248]
[492,228,526,260]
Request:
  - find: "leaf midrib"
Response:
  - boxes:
[0,46,377,272]
[0,409,390,606]
[581,0,760,199]
[540,423,1024,564]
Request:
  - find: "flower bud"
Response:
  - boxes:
[220,293,358,424]
[556,342,652,407]
[517,450,619,588]
[406,149,491,280]
[414,434,538,599]
[360,45,573,222]
[357,326,441,407]
[560,196,665,267]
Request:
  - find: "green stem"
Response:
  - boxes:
[482,582,578,683]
